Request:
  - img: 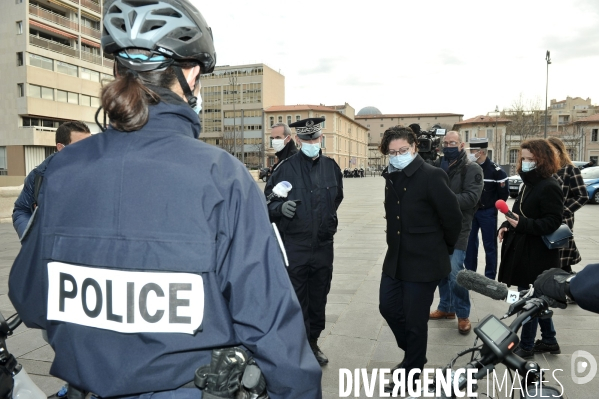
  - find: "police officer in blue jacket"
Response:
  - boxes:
[464,138,509,279]
[8,1,321,398]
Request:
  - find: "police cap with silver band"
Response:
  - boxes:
[468,137,488,149]
[290,117,325,140]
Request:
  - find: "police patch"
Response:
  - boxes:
[47,262,204,334]
[475,174,482,183]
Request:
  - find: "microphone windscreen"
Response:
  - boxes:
[495,200,509,214]
[456,270,508,300]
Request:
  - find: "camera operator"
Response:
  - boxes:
[429,131,483,335]
[534,264,599,314]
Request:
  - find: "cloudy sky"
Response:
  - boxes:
[191,0,599,119]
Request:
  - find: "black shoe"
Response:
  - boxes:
[391,357,427,374]
[533,339,561,354]
[309,339,328,365]
[514,346,534,359]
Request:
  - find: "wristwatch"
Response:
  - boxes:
[565,275,575,301]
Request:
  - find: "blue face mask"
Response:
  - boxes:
[389,152,415,170]
[521,161,536,172]
[442,147,461,162]
[301,142,321,158]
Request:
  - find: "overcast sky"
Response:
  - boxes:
[191,0,599,119]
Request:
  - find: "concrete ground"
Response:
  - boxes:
[0,175,598,398]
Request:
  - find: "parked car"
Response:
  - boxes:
[258,167,271,182]
[582,166,599,204]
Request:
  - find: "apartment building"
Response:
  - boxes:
[355,107,463,169]
[573,114,599,165]
[198,63,284,167]
[548,96,598,130]
[264,104,368,169]
[1,0,111,185]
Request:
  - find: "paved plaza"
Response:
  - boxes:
[0,175,598,398]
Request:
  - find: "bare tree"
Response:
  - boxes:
[220,129,236,155]
[504,94,544,143]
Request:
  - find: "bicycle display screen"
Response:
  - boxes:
[478,316,510,344]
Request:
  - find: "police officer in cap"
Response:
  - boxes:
[464,137,509,279]
[9,1,321,398]
[264,117,343,365]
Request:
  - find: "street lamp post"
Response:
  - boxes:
[544,50,551,139]
[229,75,237,157]
[494,105,499,163]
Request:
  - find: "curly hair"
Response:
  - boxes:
[517,139,559,178]
[379,125,418,155]
[547,137,572,168]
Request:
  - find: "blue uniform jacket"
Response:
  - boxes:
[570,263,599,314]
[12,152,56,238]
[478,157,509,209]
[8,92,321,398]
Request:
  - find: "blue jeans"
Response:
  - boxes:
[465,207,498,280]
[517,286,558,350]
[437,249,471,318]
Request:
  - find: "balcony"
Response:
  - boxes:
[81,24,101,39]
[30,34,78,58]
[81,49,102,65]
[80,0,100,13]
[29,4,79,31]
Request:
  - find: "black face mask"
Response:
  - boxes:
[442,147,462,162]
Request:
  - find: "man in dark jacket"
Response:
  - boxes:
[264,117,343,366]
[464,137,509,279]
[270,123,298,174]
[12,121,91,239]
[378,126,462,391]
[429,131,483,334]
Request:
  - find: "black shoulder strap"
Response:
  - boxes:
[33,174,44,206]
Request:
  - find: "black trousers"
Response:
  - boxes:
[286,241,334,341]
[379,273,439,374]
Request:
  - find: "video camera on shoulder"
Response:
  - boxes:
[409,123,446,163]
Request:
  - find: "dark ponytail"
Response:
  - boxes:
[101,69,159,132]
[101,50,199,132]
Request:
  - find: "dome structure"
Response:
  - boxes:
[357,106,382,116]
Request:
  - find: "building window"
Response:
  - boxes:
[509,149,519,164]
[487,150,493,160]
[278,116,282,123]
[17,83,24,97]
[380,124,383,127]
[57,90,79,104]
[81,67,100,82]
[296,115,301,122]
[287,115,292,125]
[321,118,326,129]
[321,135,326,149]
[17,52,23,66]
[57,61,78,77]
[380,133,383,137]
[464,130,469,143]
[80,94,91,107]
[0,147,6,175]
[22,117,61,128]
[91,97,100,108]
[269,116,274,128]
[366,124,370,128]
[29,53,53,71]
[16,21,23,35]
[592,129,598,142]
[487,128,494,141]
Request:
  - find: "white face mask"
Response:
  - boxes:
[272,138,286,152]
[468,153,480,163]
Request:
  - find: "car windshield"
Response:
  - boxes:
[581,167,599,179]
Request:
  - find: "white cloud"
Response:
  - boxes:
[191,0,599,118]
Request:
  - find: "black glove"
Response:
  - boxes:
[195,348,248,399]
[534,268,574,307]
[280,201,297,219]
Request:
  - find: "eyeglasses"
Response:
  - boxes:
[388,147,411,156]
[441,141,460,148]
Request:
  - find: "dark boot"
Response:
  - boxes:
[309,339,328,365]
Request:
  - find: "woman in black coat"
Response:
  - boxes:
[498,139,563,359]
[379,126,462,391]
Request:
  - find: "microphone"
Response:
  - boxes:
[266,181,292,204]
[495,200,517,220]
[456,270,508,300]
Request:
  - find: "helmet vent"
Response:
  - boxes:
[128,10,137,27]
[140,19,166,33]
[151,8,182,18]
[122,0,159,7]
[111,18,127,32]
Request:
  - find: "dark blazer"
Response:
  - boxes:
[382,154,462,282]
[498,169,564,287]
